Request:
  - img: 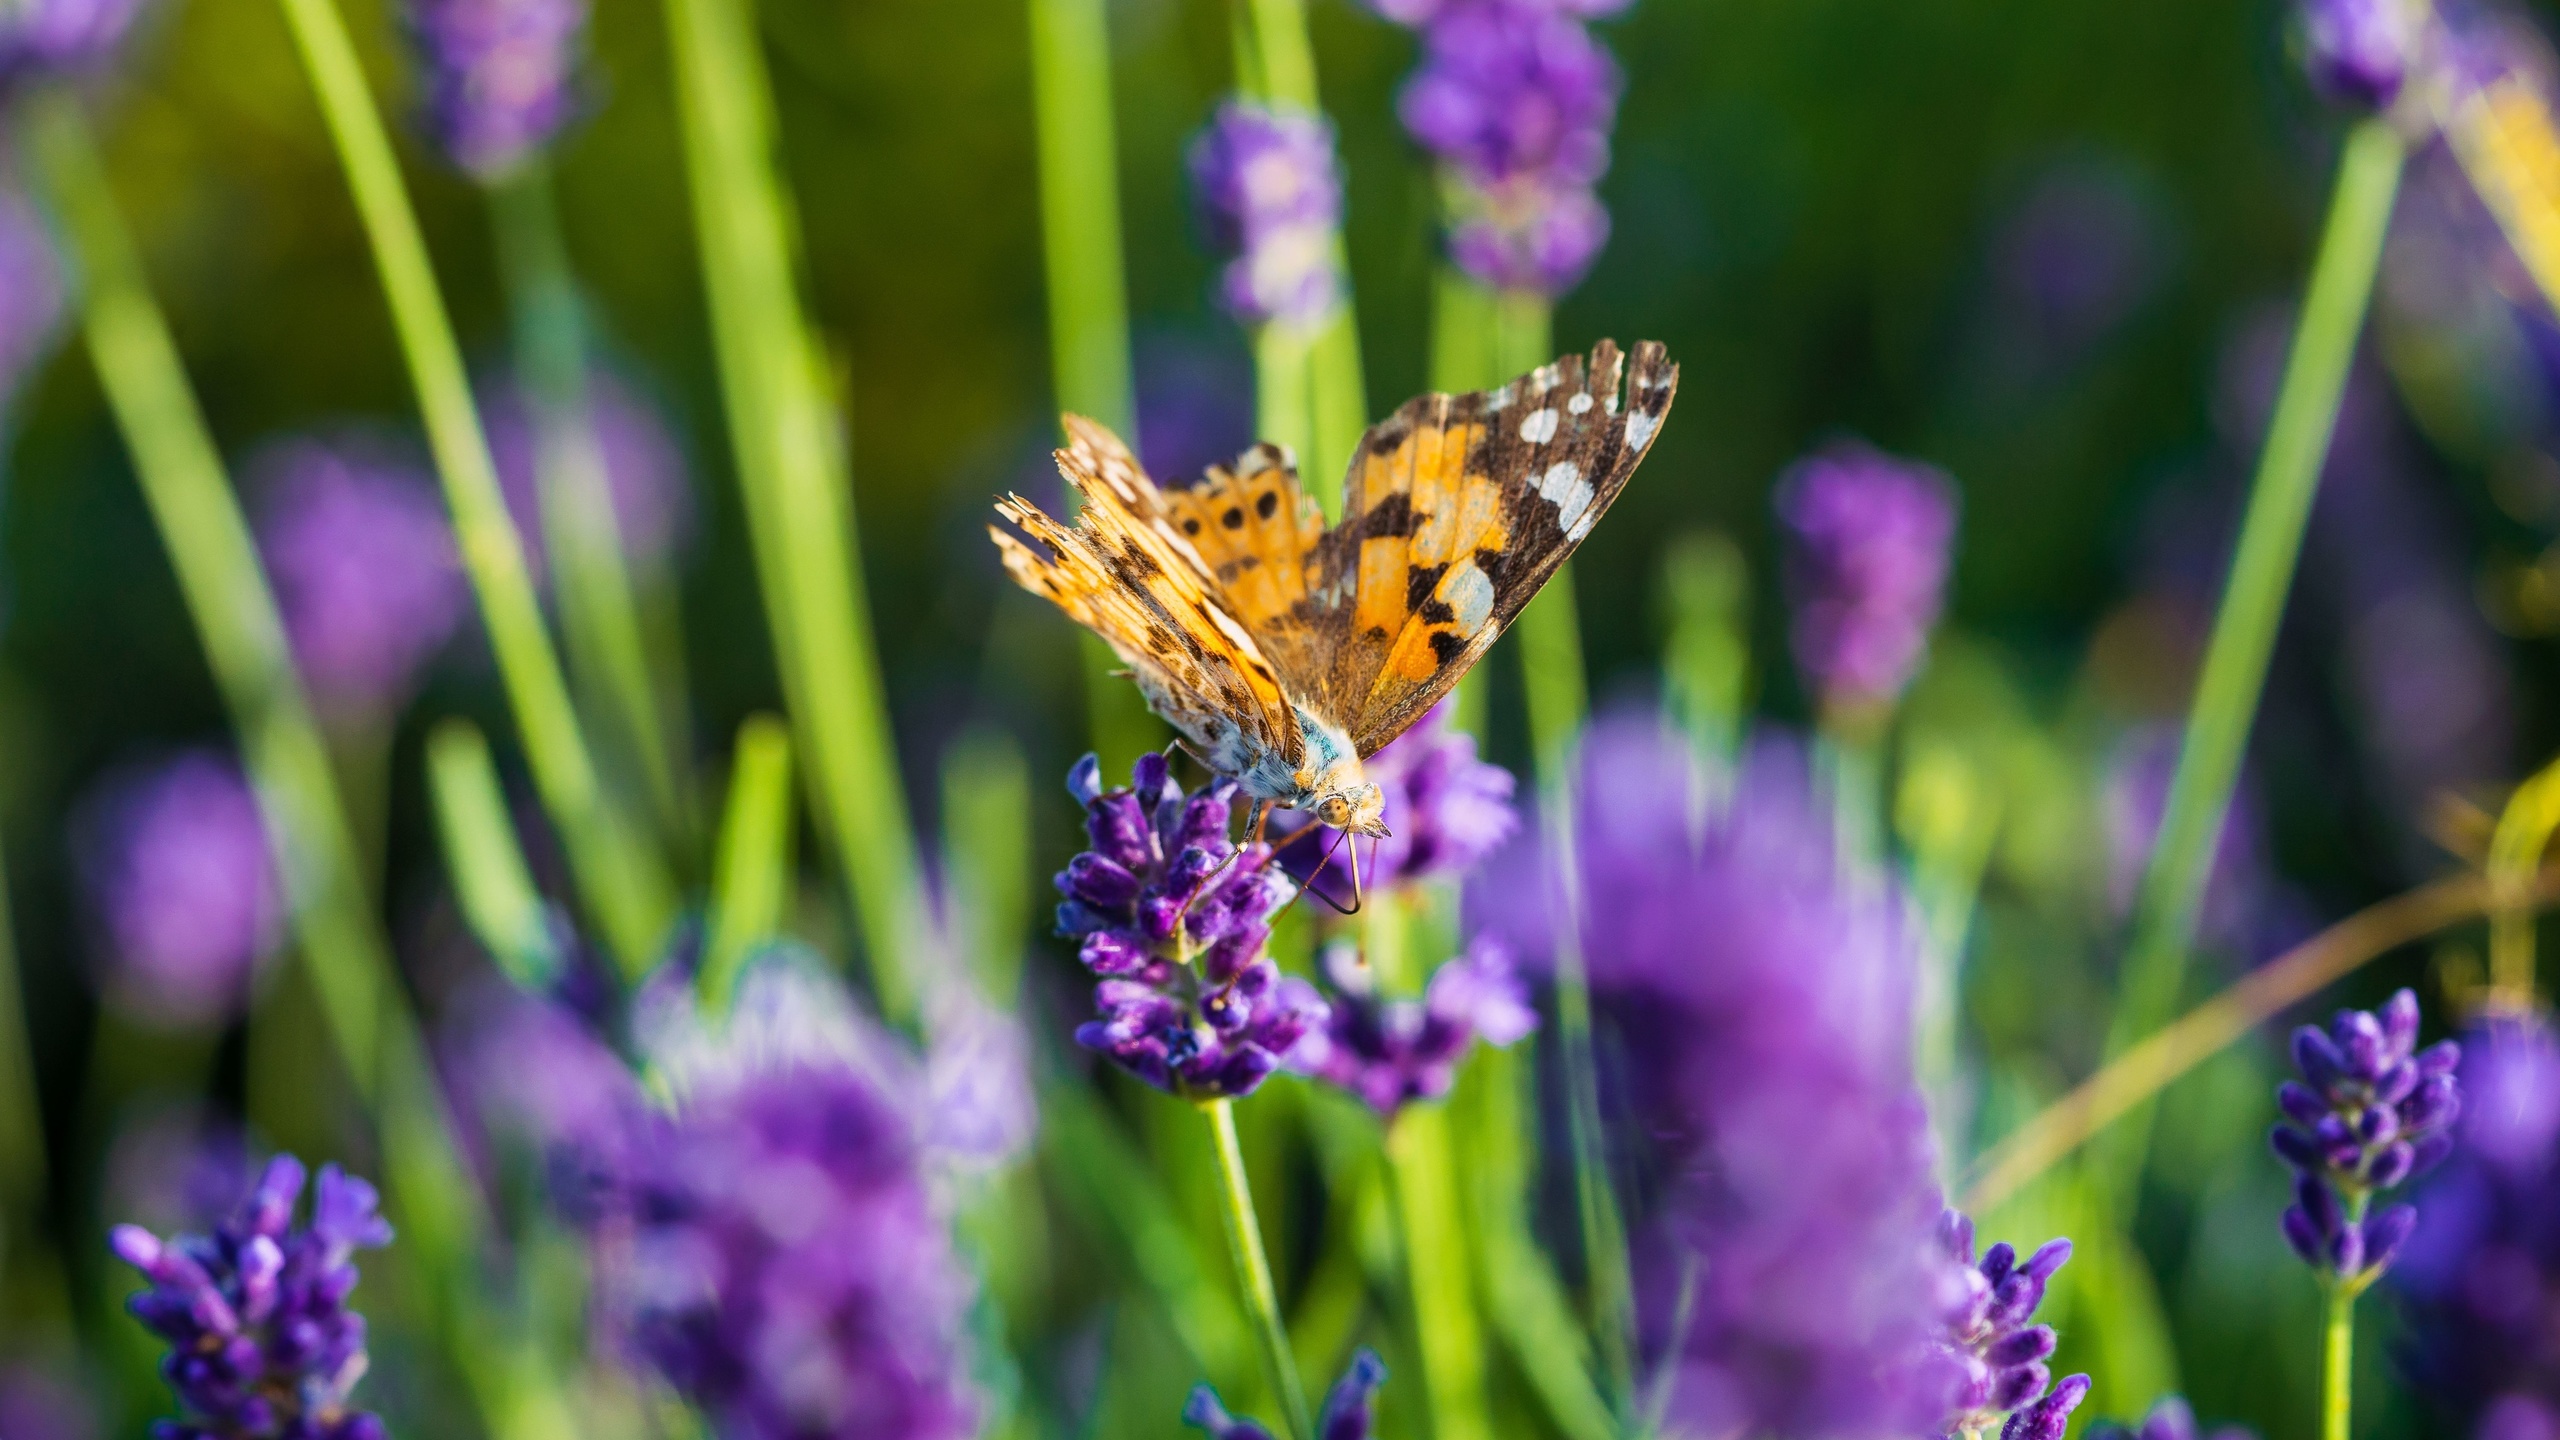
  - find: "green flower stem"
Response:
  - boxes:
[487,163,697,865]
[1026,0,1162,762]
[2095,117,2406,1205]
[1388,1104,1493,1440]
[273,0,675,977]
[427,720,569,990]
[1202,1096,1314,1440]
[700,715,796,1010]
[2323,1280,2356,1440]
[662,0,930,1025]
[22,91,566,1439]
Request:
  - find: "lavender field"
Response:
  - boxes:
[1,0,2557,1438]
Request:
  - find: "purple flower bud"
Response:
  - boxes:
[2002,1374,2093,1440]
[2278,1081,2330,1129]
[2298,0,2413,109]
[2294,1025,2347,1091]
[1188,102,1345,333]
[1773,441,1959,716]
[71,752,283,1030]
[1445,175,1611,296]
[0,184,64,410]
[403,0,588,179]
[1397,1,1620,186]
[1189,1352,1383,1440]
[111,1151,391,1438]
[252,434,468,724]
[1296,938,1536,1115]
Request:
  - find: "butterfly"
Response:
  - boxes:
[991,338,1678,894]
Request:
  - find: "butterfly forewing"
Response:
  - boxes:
[1308,339,1679,756]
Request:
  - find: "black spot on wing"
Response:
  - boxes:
[1221,506,1245,530]
[1255,490,1279,519]
[1404,562,1448,614]
[1429,631,1467,664]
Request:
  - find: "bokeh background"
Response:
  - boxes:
[4,0,2556,1436]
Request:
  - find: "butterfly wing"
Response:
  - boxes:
[1155,442,1337,695]
[990,418,1304,770]
[1309,338,1679,756]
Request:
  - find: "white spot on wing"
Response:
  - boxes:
[1530,365,1560,395]
[1568,392,1595,415]
[1440,560,1496,634]
[1520,408,1560,444]
[1625,411,1660,449]
[1539,460,1584,498]
[1485,385,1515,411]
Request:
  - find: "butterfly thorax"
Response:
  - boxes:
[1220,706,1387,837]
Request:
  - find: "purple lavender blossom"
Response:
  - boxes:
[1473,714,1954,1437]
[2393,1017,2560,1433]
[2298,0,2413,109]
[1186,1348,1385,1440]
[1445,173,1612,298]
[111,1154,394,1440]
[0,182,64,410]
[403,0,587,179]
[1188,102,1346,332]
[1397,1,1620,187]
[481,370,696,589]
[609,1014,979,1439]
[1364,0,1632,21]
[71,752,283,1030]
[1934,1209,2089,1440]
[1773,440,1960,718]
[2271,989,2460,1283]
[0,1365,98,1440]
[0,0,147,85]
[1055,753,1323,1098]
[2086,1396,2258,1440]
[1294,938,1536,1115]
[439,983,646,1220]
[251,435,467,723]
[1274,698,1517,906]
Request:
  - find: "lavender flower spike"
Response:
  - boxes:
[112,1154,393,1440]
[1189,102,1346,334]
[404,0,589,179]
[2298,0,2414,110]
[1056,753,1324,1098]
[1773,439,1960,722]
[0,181,65,411]
[252,435,468,724]
[72,752,284,1030]
[1935,1208,2089,1440]
[0,0,148,87]
[1296,937,1538,1115]
[1187,1348,1386,1440]
[2271,987,2460,1286]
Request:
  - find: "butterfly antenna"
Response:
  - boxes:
[1287,826,1362,918]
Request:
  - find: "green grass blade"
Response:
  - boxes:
[271,0,676,977]
[701,715,796,1010]
[427,719,566,991]
[661,0,930,1026]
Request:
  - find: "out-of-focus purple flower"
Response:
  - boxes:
[112,1154,393,1440]
[403,0,587,180]
[1397,1,1619,187]
[2271,988,2460,1283]
[1989,159,2170,373]
[1933,1209,2087,1440]
[0,182,64,411]
[72,752,283,1030]
[481,370,696,588]
[1133,339,1255,484]
[1774,441,1960,718]
[2393,1017,2560,1432]
[1294,938,1535,1115]
[252,435,467,723]
[2298,0,2413,108]
[1053,753,1323,1098]
[2086,1395,2259,1440]
[1188,102,1346,333]
[1186,1349,1385,1440]
[1275,699,1516,905]
[607,978,980,1440]
[1445,172,1612,296]
[0,0,147,85]
[440,983,646,1220]
[1364,0,1632,22]
[0,1366,97,1440]
[1474,714,1953,1438]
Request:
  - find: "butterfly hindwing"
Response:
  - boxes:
[1312,338,1679,755]
[990,419,1303,770]
[1156,443,1335,690]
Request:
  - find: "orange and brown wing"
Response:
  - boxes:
[1155,443,1335,692]
[1306,339,1680,755]
[990,419,1302,763]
